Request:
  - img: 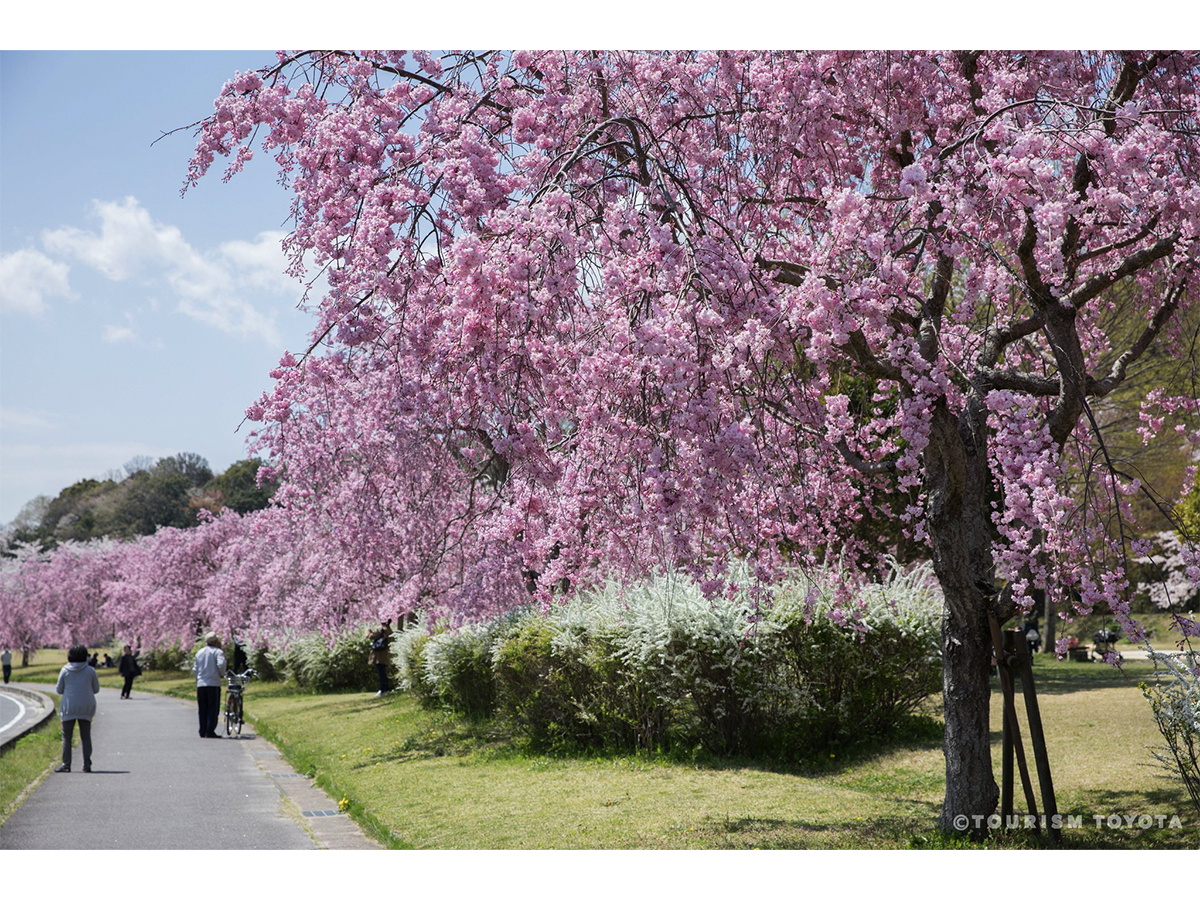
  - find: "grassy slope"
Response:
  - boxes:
[5,650,1194,848]
[245,655,1194,849]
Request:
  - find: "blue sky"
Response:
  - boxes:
[1,51,314,522]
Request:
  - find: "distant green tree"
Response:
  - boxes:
[153,452,213,489]
[200,458,275,514]
[13,453,267,548]
[38,478,123,545]
[112,466,202,537]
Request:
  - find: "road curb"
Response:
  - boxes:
[0,686,56,752]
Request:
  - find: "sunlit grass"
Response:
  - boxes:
[241,655,1193,849]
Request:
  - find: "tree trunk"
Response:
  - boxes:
[924,401,1001,834]
[937,600,1000,834]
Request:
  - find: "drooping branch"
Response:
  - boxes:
[1087,279,1187,398]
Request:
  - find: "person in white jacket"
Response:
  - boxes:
[56,645,100,772]
[193,632,227,738]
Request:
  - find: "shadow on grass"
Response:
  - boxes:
[694,802,1195,849]
[1064,784,1188,810]
[690,807,950,849]
[370,709,947,780]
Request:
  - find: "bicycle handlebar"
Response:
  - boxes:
[227,668,258,687]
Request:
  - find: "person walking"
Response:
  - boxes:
[193,633,226,738]
[367,619,393,697]
[2,648,11,684]
[118,644,140,699]
[55,645,100,773]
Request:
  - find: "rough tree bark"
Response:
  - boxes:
[925,400,1006,832]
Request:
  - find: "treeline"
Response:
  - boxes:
[8,453,275,548]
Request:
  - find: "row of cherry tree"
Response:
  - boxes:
[5,51,1200,832]
[0,445,521,654]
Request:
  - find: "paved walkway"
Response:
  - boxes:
[0,686,54,750]
[0,683,380,850]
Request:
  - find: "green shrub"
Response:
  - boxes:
[247,646,279,681]
[410,561,943,760]
[139,644,187,672]
[766,615,939,749]
[422,623,500,718]
[492,616,666,752]
[267,629,377,692]
[392,621,438,707]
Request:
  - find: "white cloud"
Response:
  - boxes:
[0,248,74,315]
[43,196,185,281]
[41,197,295,345]
[220,231,295,294]
[101,312,138,344]
[102,323,137,343]
[0,407,55,433]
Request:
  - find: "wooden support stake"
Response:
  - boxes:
[988,614,1040,827]
[1008,630,1062,845]
[1001,682,1014,820]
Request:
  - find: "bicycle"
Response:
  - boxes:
[224,668,257,737]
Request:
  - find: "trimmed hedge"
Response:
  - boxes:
[398,562,943,759]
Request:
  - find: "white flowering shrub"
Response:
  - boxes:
[267,628,376,691]
[388,619,432,696]
[487,561,942,756]
[1142,647,1200,820]
[394,610,524,717]
[421,620,506,717]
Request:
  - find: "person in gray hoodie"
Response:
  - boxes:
[56,645,100,772]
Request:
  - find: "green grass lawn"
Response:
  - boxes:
[243,654,1194,849]
[5,648,1195,848]
[1057,609,1197,652]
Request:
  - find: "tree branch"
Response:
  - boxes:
[979,313,1044,369]
[844,329,904,381]
[834,439,897,476]
[1063,234,1179,310]
[975,368,1060,396]
[1087,279,1187,397]
[754,254,842,292]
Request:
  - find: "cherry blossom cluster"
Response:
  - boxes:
[185,52,1200,629]
[8,53,1200,664]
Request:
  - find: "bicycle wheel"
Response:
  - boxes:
[231,694,243,736]
[225,695,237,736]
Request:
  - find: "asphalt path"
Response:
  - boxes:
[0,683,318,849]
[0,690,32,738]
